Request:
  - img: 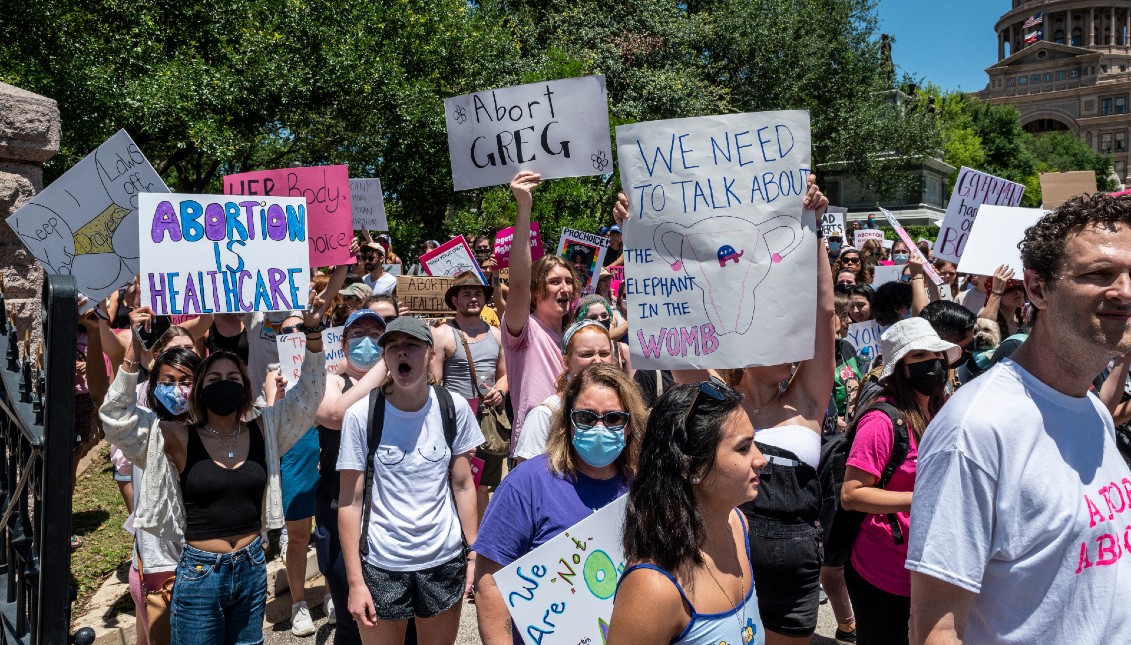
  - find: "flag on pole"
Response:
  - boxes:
[1025,28,1043,44]
[1023,12,1043,29]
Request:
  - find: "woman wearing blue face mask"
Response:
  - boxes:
[473,363,648,644]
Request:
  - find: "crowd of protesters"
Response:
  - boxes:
[66,168,1131,645]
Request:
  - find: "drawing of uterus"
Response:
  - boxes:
[653,215,804,335]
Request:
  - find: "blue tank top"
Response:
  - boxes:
[617,511,765,645]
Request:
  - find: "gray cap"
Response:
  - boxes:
[376,316,434,348]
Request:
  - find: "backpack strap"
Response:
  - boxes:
[864,401,911,545]
[432,384,470,555]
[359,387,386,558]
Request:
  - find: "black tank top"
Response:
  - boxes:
[180,421,268,541]
[111,286,134,330]
[740,442,822,528]
[206,320,250,364]
[316,375,354,506]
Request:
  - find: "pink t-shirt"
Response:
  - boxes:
[502,316,563,457]
[846,402,918,596]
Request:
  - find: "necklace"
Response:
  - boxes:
[701,538,748,643]
[204,424,241,459]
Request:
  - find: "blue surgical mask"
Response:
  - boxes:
[893,253,910,265]
[571,423,626,468]
[348,336,381,370]
[153,384,190,416]
[828,242,842,254]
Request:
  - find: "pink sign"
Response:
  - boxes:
[879,208,944,286]
[421,236,487,283]
[224,164,355,267]
[492,222,544,270]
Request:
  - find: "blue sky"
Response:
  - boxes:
[877,1,1008,92]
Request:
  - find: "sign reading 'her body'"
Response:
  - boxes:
[444,76,613,191]
[6,129,169,301]
[616,110,818,370]
[138,193,311,314]
[934,167,1025,264]
[224,164,354,266]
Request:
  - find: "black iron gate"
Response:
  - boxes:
[0,275,88,644]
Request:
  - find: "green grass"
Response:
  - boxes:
[70,443,132,614]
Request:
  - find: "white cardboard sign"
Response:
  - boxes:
[494,495,627,645]
[853,229,884,247]
[845,320,883,362]
[617,110,817,370]
[555,227,609,291]
[444,76,613,191]
[871,264,904,288]
[935,167,1025,264]
[6,129,169,301]
[421,236,487,283]
[821,207,847,239]
[138,193,312,314]
[276,326,346,389]
[955,205,1048,278]
[349,179,388,231]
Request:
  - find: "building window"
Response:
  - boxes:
[1070,69,1080,78]
[1057,70,1066,80]
[1103,64,1109,73]
[1117,161,1126,179]
[1117,132,1127,151]
[1019,76,1028,85]
[1072,27,1083,46]
[1103,98,1113,115]
[1054,30,1066,45]
[1031,74,1040,83]
[1102,133,1113,153]
[1008,77,1017,87]
[1118,97,1128,114]
[1044,73,1053,81]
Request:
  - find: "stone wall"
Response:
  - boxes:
[0,82,61,348]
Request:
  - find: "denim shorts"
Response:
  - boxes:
[361,554,466,621]
[170,537,267,645]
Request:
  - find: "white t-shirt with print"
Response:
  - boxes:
[907,359,1131,644]
[338,388,483,571]
[364,272,397,296]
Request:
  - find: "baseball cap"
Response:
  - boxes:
[339,282,373,300]
[609,225,621,234]
[343,309,385,331]
[376,316,434,348]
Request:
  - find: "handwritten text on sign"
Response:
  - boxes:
[493,223,544,270]
[421,236,486,283]
[6,129,169,301]
[397,275,455,316]
[138,193,311,314]
[616,110,818,370]
[879,208,944,286]
[821,207,847,239]
[934,167,1024,264]
[224,164,354,266]
[444,76,614,191]
[349,178,388,231]
[845,320,883,362]
[494,496,627,645]
[276,326,345,390]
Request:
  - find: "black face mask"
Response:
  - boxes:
[201,380,245,417]
[906,358,947,396]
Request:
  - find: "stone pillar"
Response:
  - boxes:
[1067,10,1073,45]
[1090,7,1096,46]
[0,83,61,347]
[999,31,1005,59]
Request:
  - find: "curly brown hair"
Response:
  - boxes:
[1020,193,1131,285]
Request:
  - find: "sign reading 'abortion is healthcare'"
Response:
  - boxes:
[616,110,819,370]
[138,193,311,314]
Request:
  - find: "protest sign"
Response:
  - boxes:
[616,110,818,369]
[421,236,486,283]
[845,320,883,363]
[224,164,354,266]
[917,237,933,249]
[871,265,903,288]
[1040,170,1096,209]
[609,266,624,300]
[444,76,614,191]
[397,275,455,316]
[821,207,847,239]
[138,193,311,314]
[6,129,169,301]
[494,495,627,645]
[881,239,894,249]
[879,208,944,286]
[349,179,388,231]
[492,223,544,270]
[853,229,884,247]
[956,205,1048,277]
[276,326,345,390]
[556,228,609,291]
[934,167,1025,264]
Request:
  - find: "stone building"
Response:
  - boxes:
[979,1,1131,183]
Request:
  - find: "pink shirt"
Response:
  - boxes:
[502,316,563,457]
[846,402,918,596]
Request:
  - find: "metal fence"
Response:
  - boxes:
[0,275,89,644]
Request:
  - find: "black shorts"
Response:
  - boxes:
[477,450,505,488]
[747,519,822,637]
[360,554,466,620]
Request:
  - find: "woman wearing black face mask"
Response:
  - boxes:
[100,295,328,645]
[838,318,959,644]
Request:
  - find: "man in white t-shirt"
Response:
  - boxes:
[908,194,1131,644]
[361,243,397,296]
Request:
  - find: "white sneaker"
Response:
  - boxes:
[291,601,316,637]
[324,593,336,625]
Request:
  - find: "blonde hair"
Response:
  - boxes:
[546,363,647,479]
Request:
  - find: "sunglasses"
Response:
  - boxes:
[571,409,631,430]
[683,376,735,427]
[279,325,302,335]
[841,257,861,264]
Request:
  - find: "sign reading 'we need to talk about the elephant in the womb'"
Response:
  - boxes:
[616,110,818,370]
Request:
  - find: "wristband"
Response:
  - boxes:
[991,291,1003,295]
[299,322,327,335]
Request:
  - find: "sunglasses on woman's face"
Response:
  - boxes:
[571,409,630,430]
[841,256,861,265]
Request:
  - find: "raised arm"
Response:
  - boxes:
[98,306,159,465]
[502,171,542,337]
[977,265,1012,322]
[1099,351,1131,415]
[265,293,328,454]
[79,306,111,409]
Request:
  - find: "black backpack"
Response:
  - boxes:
[818,401,910,567]
[359,384,461,557]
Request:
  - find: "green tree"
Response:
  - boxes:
[1024,132,1117,192]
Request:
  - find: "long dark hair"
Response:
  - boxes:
[623,383,743,577]
[146,348,201,421]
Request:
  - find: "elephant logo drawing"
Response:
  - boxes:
[653,214,804,336]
